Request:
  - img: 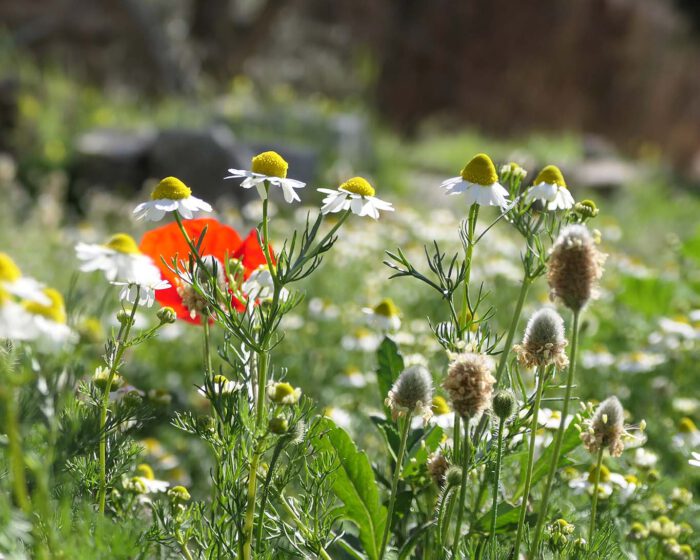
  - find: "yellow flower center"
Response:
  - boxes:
[213,374,229,386]
[0,253,22,282]
[373,298,399,317]
[23,288,67,324]
[432,396,450,416]
[151,177,192,200]
[588,464,611,483]
[270,382,295,401]
[105,233,141,254]
[340,177,375,197]
[460,153,498,186]
[0,287,10,306]
[136,463,155,480]
[534,165,567,188]
[251,151,288,178]
[679,417,697,433]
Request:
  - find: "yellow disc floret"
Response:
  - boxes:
[679,417,698,433]
[373,298,399,317]
[432,396,451,416]
[0,287,10,306]
[340,177,375,197]
[136,463,155,480]
[588,464,611,483]
[460,153,498,186]
[534,165,567,188]
[0,252,22,282]
[105,233,141,254]
[151,177,192,200]
[23,288,67,324]
[251,151,288,178]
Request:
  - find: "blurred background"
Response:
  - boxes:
[2,0,700,214]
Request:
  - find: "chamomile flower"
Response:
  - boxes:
[689,452,700,467]
[440,153,510,207]
[242,265,289,304]
[318,177,394,219]
[568,464,629,498]
[112,276,171,308]
[225,151,305,203]
[0,288,37,341]
[525,165,575,210]
[133,176,212,221]
[23,288,77,352]
[75,233,162,283]
[0,252,49,304]
[362,298,401,332]
[131,464,169,493]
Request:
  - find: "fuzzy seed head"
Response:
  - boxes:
[442,352,495,418]
[492,390,516,421]
[547,224,606,311]
[581,396,626,457]
[427,452,450,487]
[385,365,434,423]
[513,308,569,369]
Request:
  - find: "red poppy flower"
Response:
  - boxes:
[139,218,273,324]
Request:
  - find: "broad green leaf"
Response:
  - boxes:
[315,418,387,560]
[377,336,404,410]
[475,502,533,532]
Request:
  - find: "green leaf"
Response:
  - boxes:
[475,502,534,533]
[402,425,443,478]
[314,418,388,560]
[377,336,404,410]
[510,419,582,500]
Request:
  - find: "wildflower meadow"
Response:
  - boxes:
[2,142,699,560]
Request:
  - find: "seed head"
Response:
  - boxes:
[581,396,626,457]
[385,365,434,423]
[442,352,495,419]
[427,452,450,487]
[547,225,606,311]
[513,308,568,369]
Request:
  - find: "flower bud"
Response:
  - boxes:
[117,309,132,325]
[168,485,191,503]
[268,416,289,434]
[267,382,302,405]
[492,390,516,421]
[157,306,177,324]
[445,466,463,487]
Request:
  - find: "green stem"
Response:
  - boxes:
[494,276,531,387]
[589,446,605,542]
[453,413,461,463]
[460,204,479,332]
[287,209,351,279]
[529,310,581,557]
[441,487,457,546]
[255,437,287,551]
[202,319,212,376]
[279,494,333,560]
[489,418,505,558]
[242,351,269,560]
[451,415,471,557]
[380,413,412,559]
[97,295,139,514]
[513,366,547,555]
[3,385,31,513]
[176,529,194,560]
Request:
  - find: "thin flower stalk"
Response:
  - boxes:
[452,415,471,557]
[379,413,412,559]
[2,381,31,513]
[589,446,605,542]
[513,366,548,555]
[529,310,581,556]
[489,415,506,558]
[97,288,140,514]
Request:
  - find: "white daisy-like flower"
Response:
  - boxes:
[689,451,700,467]
[133,176,212,221]
[362,297,401,332]
[241,265,289,304]
[0,252,50,304]
[525,165,575,210]
[440,153,510,207]
[75,233,162,283]
[131,464,170,494]
[632,447,659,469]
[113,276,171,308]
[318,176,394,219]
[672,417,700,450]
[341,328,381,353]
[225,150,305,204]
[568,465,629,498]
[0,290,38,341]
[22,288,77,352]
[198,374,242,399]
